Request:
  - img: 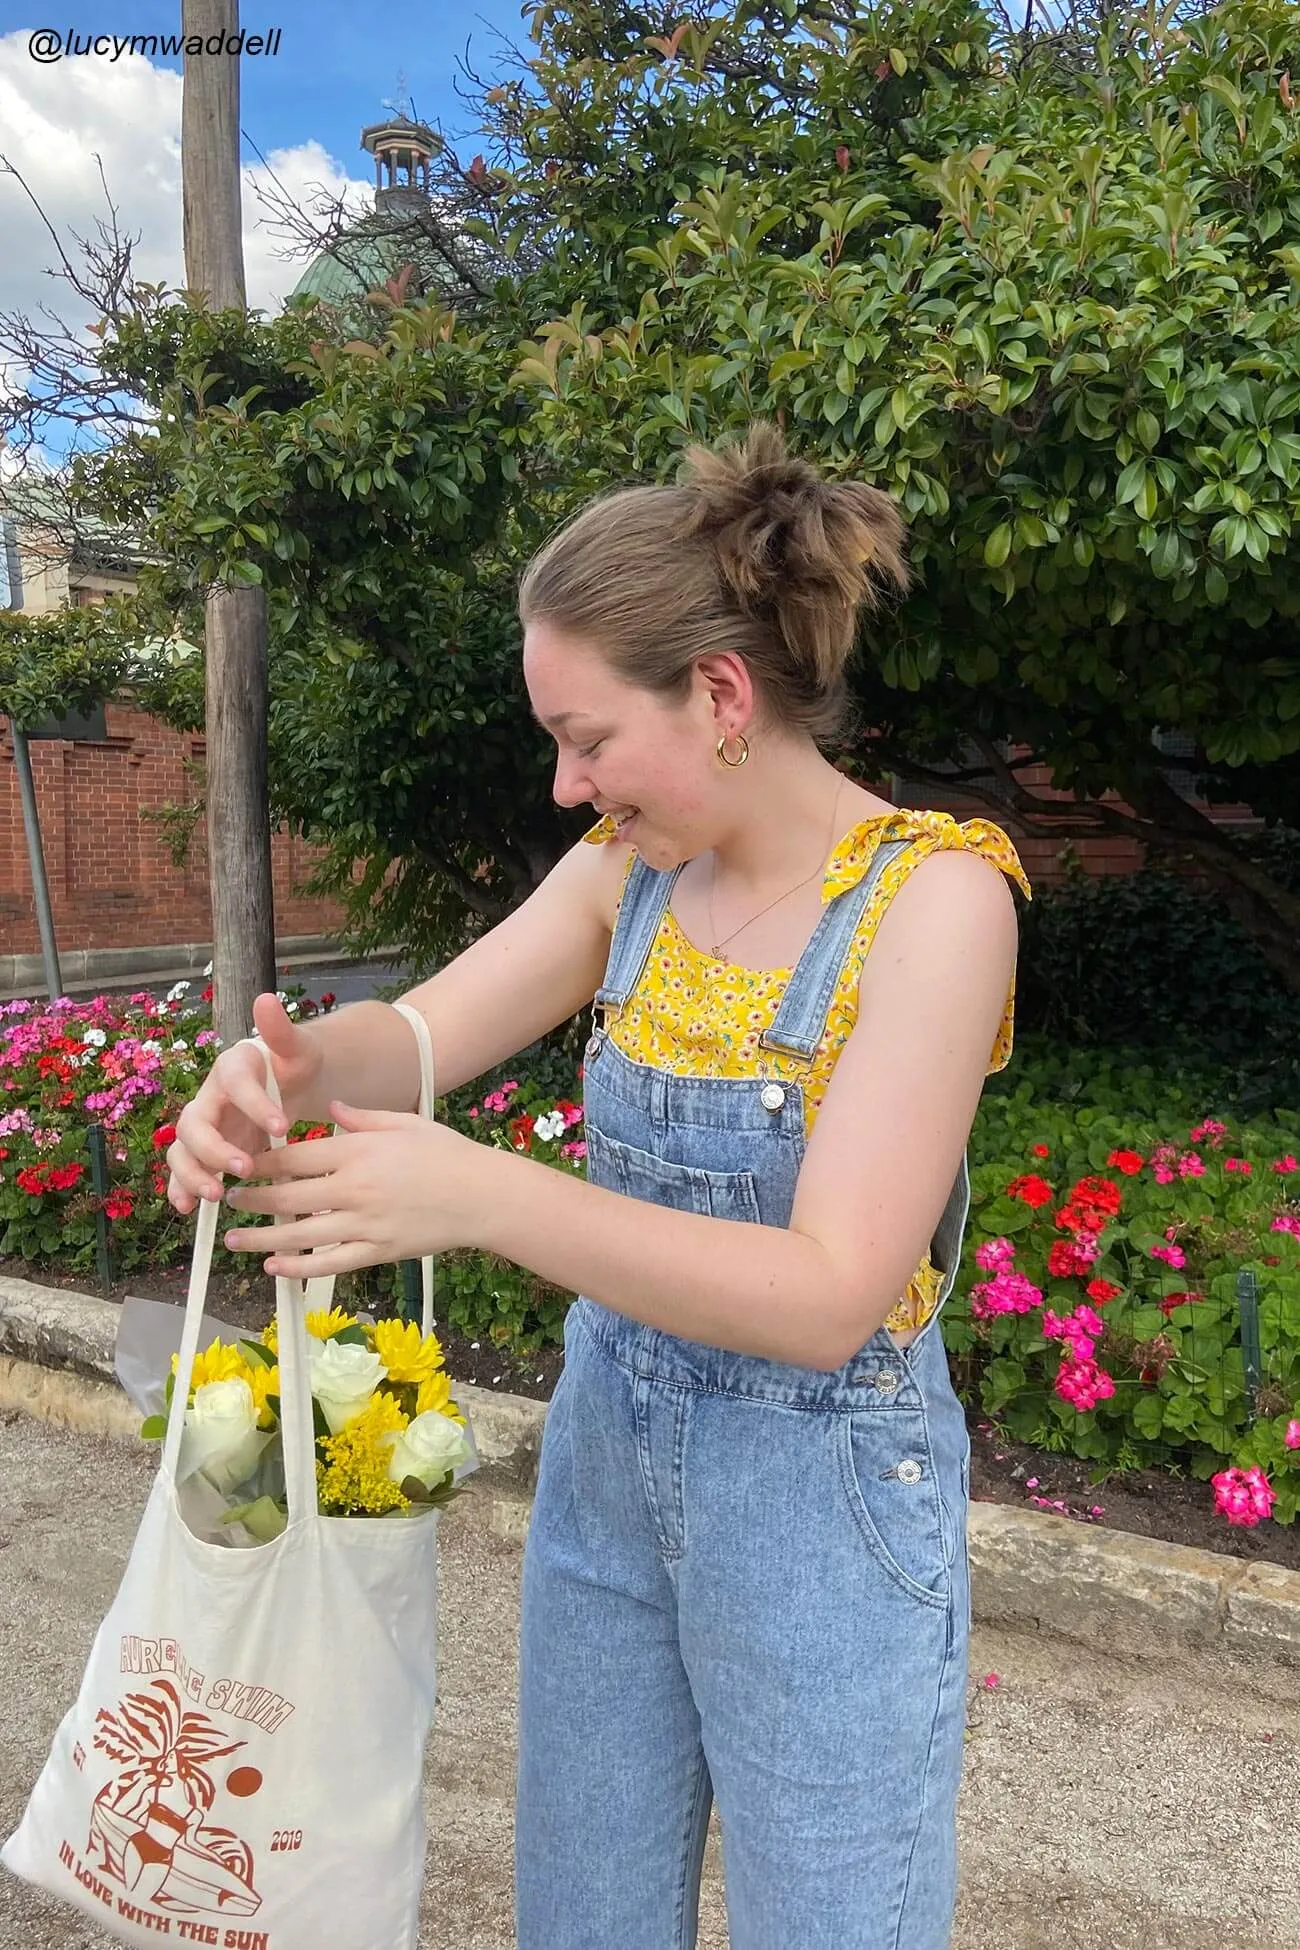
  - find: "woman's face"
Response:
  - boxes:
[522,621,727,868]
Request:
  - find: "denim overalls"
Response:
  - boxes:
[516,834,975,1950]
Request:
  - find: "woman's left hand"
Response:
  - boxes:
[221,1102,489,1278]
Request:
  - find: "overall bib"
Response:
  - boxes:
[516,834,975,1950]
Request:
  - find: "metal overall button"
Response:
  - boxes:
[585,1034,603,1058]
[759,1082,785,1112]
[894,1459,924,1485]
[874,1370,900,1395]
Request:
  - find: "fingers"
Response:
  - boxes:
[166,1043,289,1212]
[224,1209,356,1259]
[241,1134,348,1180]
[224,1174,336,1217]
[251,989,308,1059]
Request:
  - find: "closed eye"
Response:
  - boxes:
[578,740,604,758]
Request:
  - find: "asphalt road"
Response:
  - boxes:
[2,1413,1299,1949]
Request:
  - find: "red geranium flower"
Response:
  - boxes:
[1031,1143,1050,1158]
[152,1124,178,1151]
[201,984,214,1003]
[1086,1278,1122,1305]
[104,1190,134,1221]
[1159,1290,1204,1317]
[47,1163,85,1192]
[1048,1239,1096,1280]
[1068,1175,1122,1220]
[1006,1173,1053,1208]
[508,1112,536,1153]
[16,1167,48,1195]
[1107,1149,1144,1176]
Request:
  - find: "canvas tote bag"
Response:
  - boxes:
[3,1000,452,1949]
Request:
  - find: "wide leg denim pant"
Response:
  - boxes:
[516,832,974,1949]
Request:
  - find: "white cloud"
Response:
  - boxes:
[0,30,372,351]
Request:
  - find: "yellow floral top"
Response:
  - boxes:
[582,806,1033,1334]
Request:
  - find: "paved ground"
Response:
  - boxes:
[2,1413,1298,1950]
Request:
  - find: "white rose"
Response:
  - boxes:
[181,1378,268,1495]
[385,1410,472,1491]
[308,1339,384,1434]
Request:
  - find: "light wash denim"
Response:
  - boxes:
[516,835,974,1950]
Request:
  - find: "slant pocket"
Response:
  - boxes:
[836,1409,951,1611]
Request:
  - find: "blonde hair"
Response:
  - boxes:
[517,421,911,747]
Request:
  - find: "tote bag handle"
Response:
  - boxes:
[162,1000,439,1525]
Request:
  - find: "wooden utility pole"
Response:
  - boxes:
[181,0,276,1048]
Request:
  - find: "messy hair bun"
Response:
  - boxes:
[518,418,911,749]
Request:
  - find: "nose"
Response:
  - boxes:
[551,752,594,810]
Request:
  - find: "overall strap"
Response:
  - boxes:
[590,852,684,1030]
[760,834,916,1063]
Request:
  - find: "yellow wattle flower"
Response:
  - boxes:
[315,1390,411,1516]
[372,1317,445,1385]
[415,1370,466,1426]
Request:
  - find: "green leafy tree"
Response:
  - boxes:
[45,0,1300,991]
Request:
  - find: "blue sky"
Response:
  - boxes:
[0,0,535,161]
[0,2,539,466]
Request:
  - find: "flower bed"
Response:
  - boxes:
[3,991,1299,1531]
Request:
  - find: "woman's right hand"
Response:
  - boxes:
[166,991,327,1214]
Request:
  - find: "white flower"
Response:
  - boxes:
[533,1110,566,1143]
[384,1410,472,1491]
[285,1001,300,1017]
[172,1039,188,1052]
[308,1338,384,1434]
[203,960,213,977]
[81,1028,107,1048]
[140,1039,163,1056]
[181,1378,268,1495]
[275,990,289,1004]
[166,981,191,1001]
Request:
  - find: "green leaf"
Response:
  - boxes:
[984,523,1013,568]
[140,1415,167,1441]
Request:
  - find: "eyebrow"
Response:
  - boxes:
[529,706,595,732]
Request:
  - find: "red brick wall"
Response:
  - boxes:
[899,751,1262,892]
[0,700,352,955]
[0,706,1262,956]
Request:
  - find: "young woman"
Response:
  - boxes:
[167,421,1031,1949]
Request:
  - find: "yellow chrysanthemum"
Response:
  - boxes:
[260,1307,353,1358]
[249,1361,280,1430]
[170,1340,247,1393]
[415,1370,466,1426]
[315,1391,411,1516]
[306,1307,357,1341]
[372,1318,445,1385]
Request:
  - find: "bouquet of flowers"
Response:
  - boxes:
[135,1305,476,1544]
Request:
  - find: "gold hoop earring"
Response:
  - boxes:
[716,733,749,767]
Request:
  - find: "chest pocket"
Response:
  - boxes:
[584,1125,762,1225]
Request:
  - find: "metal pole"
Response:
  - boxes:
[400,1258,422,1325]
[85,1123,116,1293]
[10,724,63,1000]
[1237,1266,1261,1416]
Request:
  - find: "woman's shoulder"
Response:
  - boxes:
[825,805,1032,905]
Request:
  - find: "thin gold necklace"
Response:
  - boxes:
[707,779,844,960]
